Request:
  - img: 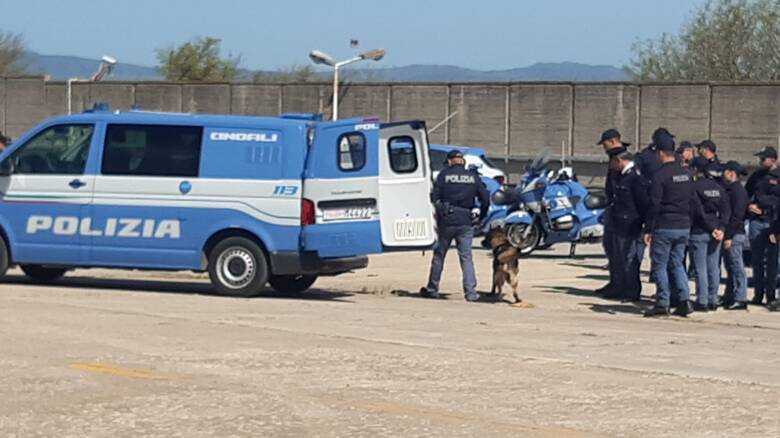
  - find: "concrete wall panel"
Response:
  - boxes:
[710,85,780,161]
[639,85,710,146]
[4,78,47,137]
[448,85,507,156]
[509,85,572,156]
[183,84,231,114]
[573,85,639,157]
[336,85,390,120]
[390,85,449,144]
[90,83,135,111]
[134,84,182,112]
[231,85,281,115]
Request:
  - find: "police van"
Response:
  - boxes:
[0,107,436,297]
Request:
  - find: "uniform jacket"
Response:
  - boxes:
[724,181,749,239]
[432,165,490,226]
[691,177,730,235]
[645,161,703,232]
[610,163,651,236]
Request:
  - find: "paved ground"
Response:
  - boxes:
[1,244,779,437]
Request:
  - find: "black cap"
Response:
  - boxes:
[690,156,709,172]
[652,128,675,142]
[697,140,717,153]
[606,146,628,157]
[0,132,9,145]
[723,160,748,176]
[654,132,676,152]
[446,150,464,160]
[597,128,631,146]
[755,146,778,160]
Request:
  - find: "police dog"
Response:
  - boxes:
[486,227,521,303]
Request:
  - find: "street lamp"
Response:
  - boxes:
[68,55,117,115]
[309,48,385,120]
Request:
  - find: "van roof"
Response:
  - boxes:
[430,143,487,156]
[46,110,368,130]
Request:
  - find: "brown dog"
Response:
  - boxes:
[486,228,521,303]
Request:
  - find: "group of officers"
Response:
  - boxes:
[598,127,780,316]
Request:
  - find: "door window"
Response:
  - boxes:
[338,133,366,171]
[10,124,94,174]
[388,137,418,174]
[102,124,203,177]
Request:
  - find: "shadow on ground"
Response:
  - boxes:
[1,275,354,302]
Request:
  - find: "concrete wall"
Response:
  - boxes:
[2,78,780,168]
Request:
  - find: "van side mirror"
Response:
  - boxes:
[0,159,12,176]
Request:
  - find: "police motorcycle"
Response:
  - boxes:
[485,149,607,256]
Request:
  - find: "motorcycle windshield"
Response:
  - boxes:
[527,149,552,173]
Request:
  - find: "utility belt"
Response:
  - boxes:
[435,201,473,218]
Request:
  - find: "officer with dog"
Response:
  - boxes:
[605,147,650,302]
[643,132,703,317]
[421,150,490,302]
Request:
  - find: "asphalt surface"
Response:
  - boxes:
[1,245,779,437]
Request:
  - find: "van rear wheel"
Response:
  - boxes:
[0,237,9,278]
[208,237,269,298]
[20,265,68,282]
[269,275,317,294]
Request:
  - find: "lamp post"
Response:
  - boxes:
[67,55,117,115]
[309,48,385,120]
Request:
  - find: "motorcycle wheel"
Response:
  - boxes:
[506,223,542,256]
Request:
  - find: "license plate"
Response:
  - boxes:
[394,218,429,240]
[323,207,373,221]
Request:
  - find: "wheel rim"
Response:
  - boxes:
[507,224,539,254]
[216,247,256,290]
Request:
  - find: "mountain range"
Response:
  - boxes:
[21,52,630,82]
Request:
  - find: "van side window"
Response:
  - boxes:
[102,124,203,177]
[10,124,94,175]
[388,136,418,174]
[338,133,366,171]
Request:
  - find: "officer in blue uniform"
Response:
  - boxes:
[606,147,650,302]
[747,154,780,306]
[721,161,750,310]
[688,158,730,312]
[596,129,631,296]
[644,132,703,317]
[421,150,490,302]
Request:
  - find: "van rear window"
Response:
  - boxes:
[388,136,418,174]
[338,133,366,171]
[102,125,203,177]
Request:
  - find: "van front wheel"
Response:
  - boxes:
[20,265,68,282]
[269,275,317,294]
[208,237,269,298]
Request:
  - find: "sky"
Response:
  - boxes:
[3,0,708,71]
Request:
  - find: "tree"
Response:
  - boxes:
[0,30,27,76]
[156,37,239,82]
[628,0,780,81]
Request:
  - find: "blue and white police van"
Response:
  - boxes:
[0,107,436,297]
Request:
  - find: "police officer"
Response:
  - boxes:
[0,132,9,153]
[676,141,695,168]
[747,148,780,306]
[596,129,631,296]
[644,132,702,317]
[634,127,673,181]
[721,161,750,310]
[688,158,730,312]
[421,150,490,302]
[697,140,720,165]
[606,147,650,302]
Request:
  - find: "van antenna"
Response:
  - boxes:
[428,111,459,135]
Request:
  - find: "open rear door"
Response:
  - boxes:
[378,121,436,250]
